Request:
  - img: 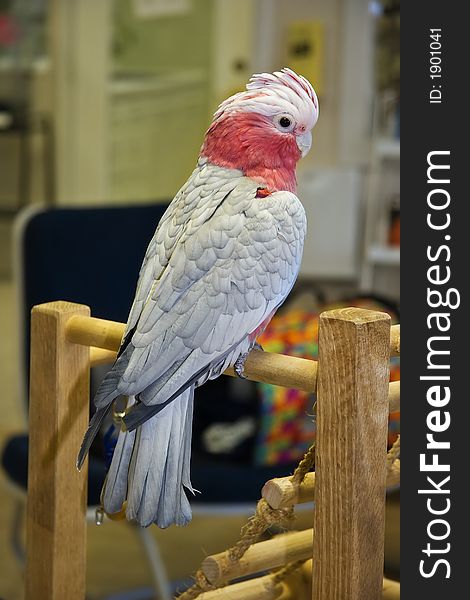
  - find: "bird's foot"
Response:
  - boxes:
[234,343,264,379]
[234,352,249,379]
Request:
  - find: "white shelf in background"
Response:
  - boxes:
[368,244,400,266]
[374,138,400,159]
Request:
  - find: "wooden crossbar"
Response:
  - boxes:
[76,317,400,412]
[262,459,400,510]
[202,529,313,585]
[68,316,400,410]
[195,568,400,600]
[68,315,400,363]
[196,572,289,600]
[66,314,401,357]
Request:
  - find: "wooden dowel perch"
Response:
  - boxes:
[382,578,400,600]
[66,315,125,351]
[202,529,313,585]
[262,473,316,509]
[90,345,399,413]
[70,315,318,390]
[89,346,117,366]
[225,351,318,391]
[72,316,399,396]
[196,561,399,600]
[388,380,400,412]
[262,456,400,510]
[68,314,400,357]
[390,324,400,356]
[196,574,289,600]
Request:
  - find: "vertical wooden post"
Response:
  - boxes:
[312,308,391,600]
[25,301,90,600]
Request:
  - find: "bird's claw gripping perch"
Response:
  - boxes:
[234,343,264,379]
[234,352,249,379]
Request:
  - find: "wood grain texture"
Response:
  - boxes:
[302,561,399,600]
[263,460,400,510]
[202,529,313,585]
[66,314,125,351]
[262,473,316,509]
[312,308,391,600]
[224,350,318,391]
[25,302,90,600]
[390,325,400,356]
[89,346,118,366]
[388,380,400,412]
[197,575,288,600]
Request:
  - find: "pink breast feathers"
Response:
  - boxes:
[248,310,278,343]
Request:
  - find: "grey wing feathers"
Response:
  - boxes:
[122,338,243,431]
[123,161,243,340]
[116,175,306,405]
[76,346,133,469]
[79,162,306,469]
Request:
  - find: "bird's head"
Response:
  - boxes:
[201,68,319,193]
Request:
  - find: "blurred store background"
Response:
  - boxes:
[0,0,400,598]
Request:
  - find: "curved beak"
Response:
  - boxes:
[296,131,312,157]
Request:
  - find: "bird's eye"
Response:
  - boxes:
[274,114,295,132]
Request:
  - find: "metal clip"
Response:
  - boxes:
[95,506,105,526]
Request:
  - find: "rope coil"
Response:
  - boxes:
[177,444,316,599]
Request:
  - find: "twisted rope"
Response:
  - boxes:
[176,443,315,599]
[291,442,316,486]
[177,435,400,599]
[386,435,400,488]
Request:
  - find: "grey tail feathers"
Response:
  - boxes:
[76,405,111,470]
[103,387,195,528]
[76,348,131,470]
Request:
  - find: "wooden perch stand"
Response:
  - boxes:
[25,302,400,600]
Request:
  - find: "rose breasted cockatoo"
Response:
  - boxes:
[77,68,319,528]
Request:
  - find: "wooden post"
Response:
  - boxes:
[312,308,391,600]
[25,301,90,600]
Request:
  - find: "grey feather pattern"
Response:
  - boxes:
[114,387,195,527]
[76,346,133,469]
[101,396,137,513]
[78,160,307,527]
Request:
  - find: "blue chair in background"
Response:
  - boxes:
[1,202,172,600]
[1,202,301,599]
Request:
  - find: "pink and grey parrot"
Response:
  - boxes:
[77,68,319,528]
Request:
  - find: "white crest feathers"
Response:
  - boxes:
[213,67,319,130]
